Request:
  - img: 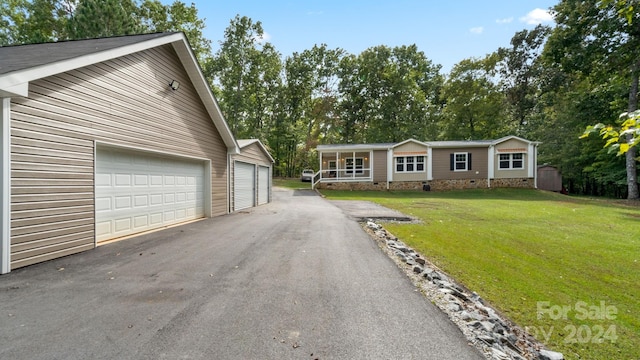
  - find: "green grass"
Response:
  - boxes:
[321,188,640,360]
[273,177,313,190]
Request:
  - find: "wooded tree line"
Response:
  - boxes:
[1,0,638,198]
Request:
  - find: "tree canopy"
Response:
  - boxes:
[1,0,638,197]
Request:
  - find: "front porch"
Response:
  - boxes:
[314,150,373,187]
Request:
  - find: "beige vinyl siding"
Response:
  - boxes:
[231,143,272,211]
[431,148,488,180]
[494,139,529,179]
[393,142,429,182]
[10,44,228,269]
[372,150,387,182]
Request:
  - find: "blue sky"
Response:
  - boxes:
[178,1,558,73]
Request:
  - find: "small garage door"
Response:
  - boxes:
[234,161,255,211]
[95,147,205,243]
[258,166,270,205]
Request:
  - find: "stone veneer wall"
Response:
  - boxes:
[316,178,535,191]
[490,178,535,188]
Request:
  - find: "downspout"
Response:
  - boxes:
[386,148,393,190]
[1,98,11,274]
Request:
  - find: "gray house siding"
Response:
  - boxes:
[9,44,228,269]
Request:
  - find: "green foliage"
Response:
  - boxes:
[582,110,640,154]
[439,56,506,140]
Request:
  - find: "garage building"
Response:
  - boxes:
[231,139,274,212]
[0,33,241,273]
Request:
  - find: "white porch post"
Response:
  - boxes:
[387,149,393,189]
[487,145,495,188]
[352,151,355,179]
[427,147,433,181]
[1,98,11,274]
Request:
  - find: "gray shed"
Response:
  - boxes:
[537,165,563,192]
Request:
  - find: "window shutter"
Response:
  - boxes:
[450,153,454,171]
[468,152,472,170]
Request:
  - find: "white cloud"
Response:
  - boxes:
[470,27,484,34]
[520,8,554,25]
[253,31,272,44]
[496,17,514,24]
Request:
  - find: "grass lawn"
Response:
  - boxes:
[273,177,314,190]
[321,188,640,360]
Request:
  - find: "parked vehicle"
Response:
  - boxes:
[301,169,315,182]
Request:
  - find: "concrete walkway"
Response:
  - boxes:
[0,187,483,360]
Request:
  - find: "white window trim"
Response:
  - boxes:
[454,152,468,172]
[394,155,426,173]
[498,153,525,170]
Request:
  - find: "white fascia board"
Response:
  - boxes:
[1,98,11,274]
[0,33,185,92]
[0,83,29,97]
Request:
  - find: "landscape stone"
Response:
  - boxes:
[539,349,564,360]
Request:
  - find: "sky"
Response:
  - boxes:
[174,0,558,73]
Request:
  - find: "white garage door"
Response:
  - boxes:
[95,147,205,243]
[258,166,270,205]
[234,161,255,211]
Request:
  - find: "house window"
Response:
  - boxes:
[454,152,469,171]
[396,157,404,172]
[499,153,524,169]
[346,157,363,174]
[395,156,426,173]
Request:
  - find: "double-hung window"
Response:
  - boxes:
[454,152,468,171]
[499,153,524,169]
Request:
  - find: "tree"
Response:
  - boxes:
[439,56,506,140]
[495,25,551,137]
[67,0,142,39]
[208,15,282,139]
[137,0,212,66]
[338,45,443,143]
[548,0,639,199]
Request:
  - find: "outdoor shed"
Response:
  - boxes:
[0,32,239,274]
[231,139,274,211]
[537,165,563,192]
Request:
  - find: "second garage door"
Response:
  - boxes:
[234,161,255,211]
[95,147,206,243]
[258,166,270,205]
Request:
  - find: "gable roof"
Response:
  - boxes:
[0,32,239,154]
[237,139,275,163]
[393,138,429,148]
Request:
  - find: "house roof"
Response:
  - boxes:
[237,139,275,163]
[317,136,541,152]
[0,32,239,154]
[316,143,396,152]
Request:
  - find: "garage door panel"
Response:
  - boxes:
[234,162,255,211]
[258,166,270,205]
[96,147,205,243]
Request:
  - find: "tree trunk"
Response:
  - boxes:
[626,63,639,200]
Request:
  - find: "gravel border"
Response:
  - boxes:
[362,220,564,360]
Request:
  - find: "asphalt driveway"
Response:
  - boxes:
[0,187,483,360]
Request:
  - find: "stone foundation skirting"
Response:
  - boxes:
[316,178,535,191]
